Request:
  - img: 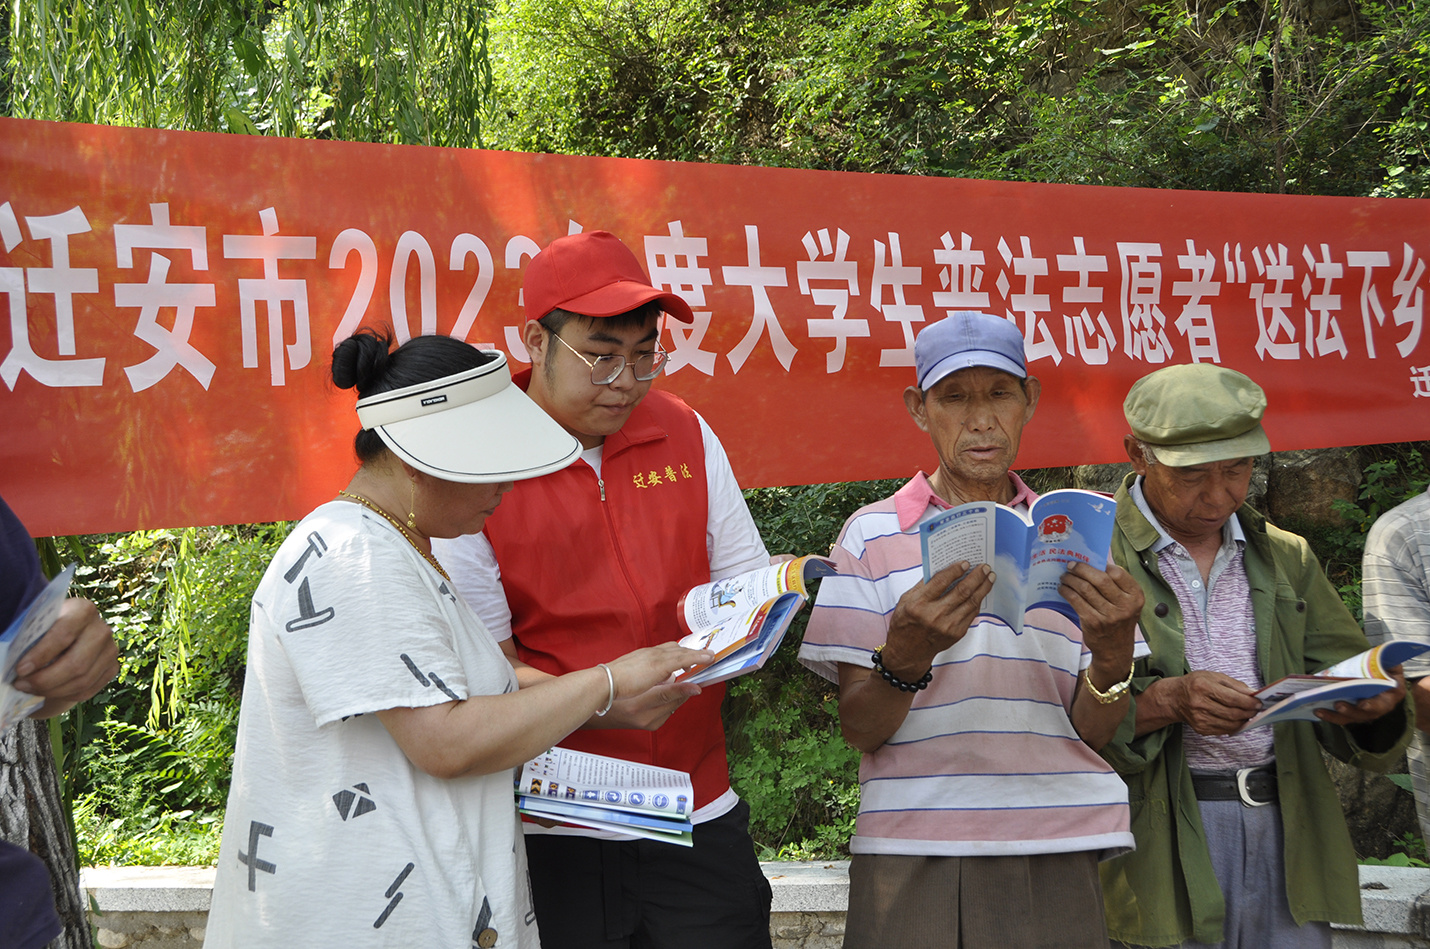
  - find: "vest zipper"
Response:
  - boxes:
[598,477,605,501]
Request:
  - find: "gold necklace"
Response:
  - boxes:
[336,490,452,582]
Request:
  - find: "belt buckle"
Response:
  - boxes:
[1235,767,1271,807]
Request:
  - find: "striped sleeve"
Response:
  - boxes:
[799,502,914,682]
[1363,495,1430,678]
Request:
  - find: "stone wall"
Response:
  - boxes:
[76,863,1430,949]
[770,912,845,949]
[83,866,213,949]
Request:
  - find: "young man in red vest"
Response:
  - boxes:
[434,231,774,949]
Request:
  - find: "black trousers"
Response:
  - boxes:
[524,799,773,949]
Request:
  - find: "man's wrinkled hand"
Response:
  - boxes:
[879,561,994,680]
[1059,562,1142,664]
[1168,670,1261,736]
[13,597,118,719]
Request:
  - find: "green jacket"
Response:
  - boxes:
[1099,474,1411,947]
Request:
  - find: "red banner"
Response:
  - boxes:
[2,117,1428,536]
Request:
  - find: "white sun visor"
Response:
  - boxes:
[355,352,580,483]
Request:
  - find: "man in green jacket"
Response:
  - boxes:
[1098,363,1411,949]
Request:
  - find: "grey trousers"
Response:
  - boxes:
[1118,799,1331,949]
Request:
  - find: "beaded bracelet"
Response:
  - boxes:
[871,645,932,693]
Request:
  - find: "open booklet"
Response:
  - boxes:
[516,747,695,846]
[918,489,1116,633]
[1237,639,1430,731]
[672,555,837,685]
[0,564,76,732]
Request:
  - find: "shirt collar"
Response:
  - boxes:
[895,470,1038,532]
[1129,475,1245,554]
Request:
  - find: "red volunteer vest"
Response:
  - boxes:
[483,375,730,807]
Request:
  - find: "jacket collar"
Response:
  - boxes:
[1115,472,1163,553]
[1115,471,1268,554]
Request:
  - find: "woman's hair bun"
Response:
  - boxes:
[331,328,395,395]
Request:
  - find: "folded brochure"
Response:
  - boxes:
[516,747,695,846]
[672,555,837,684]
[1237,638,1429,731]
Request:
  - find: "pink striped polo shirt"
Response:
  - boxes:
[799,473,1136,857]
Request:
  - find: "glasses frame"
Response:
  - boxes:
[549,331,668,385]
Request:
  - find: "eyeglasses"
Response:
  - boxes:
[550,331,668,385]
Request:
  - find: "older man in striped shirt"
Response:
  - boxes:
[798,311,1146,949]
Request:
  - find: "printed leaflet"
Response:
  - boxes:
[1237,639,1429,731]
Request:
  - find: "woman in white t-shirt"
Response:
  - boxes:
[205,329,710,949]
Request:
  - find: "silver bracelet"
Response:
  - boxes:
[595,663,615,717]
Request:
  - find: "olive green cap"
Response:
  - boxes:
[1123,364,1271,467]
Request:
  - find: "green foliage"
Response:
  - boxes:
[486,0,781,161]
[726,479,901,858]
[73,793,224,867]
[726,691,861,858]
[8,0,493,146]
[1319,444,1430,619]
[483,0,1428,196]
[61,524,288,865]
[1361,830,1430,868]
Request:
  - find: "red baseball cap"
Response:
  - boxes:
[523,230,694,324]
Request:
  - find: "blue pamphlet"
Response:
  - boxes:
[918,489,1116,632]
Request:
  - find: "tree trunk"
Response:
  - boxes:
[0,719,88,949]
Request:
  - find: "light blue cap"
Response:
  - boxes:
[914,312,1027,390]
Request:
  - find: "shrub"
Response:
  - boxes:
[65,524,289,866]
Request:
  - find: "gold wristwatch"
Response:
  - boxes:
[1084,663,1135,704]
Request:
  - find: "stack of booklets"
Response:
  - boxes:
[516,747,696,846]
[0,565,74,732]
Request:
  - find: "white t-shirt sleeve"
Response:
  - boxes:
[269,525,469,727]
[432,531,514,642]
[699,413,770,581]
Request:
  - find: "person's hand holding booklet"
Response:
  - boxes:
[1235,638,1429,731]
[0,565,76,731]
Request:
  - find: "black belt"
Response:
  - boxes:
[1191,767,1277,807]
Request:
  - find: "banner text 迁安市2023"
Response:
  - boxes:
[2,116,1428,536]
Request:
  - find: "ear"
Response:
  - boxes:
[521,319,548,369]
[903,386,929,432]
[1124,435,1149,476]
[1022,376,1041,424]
